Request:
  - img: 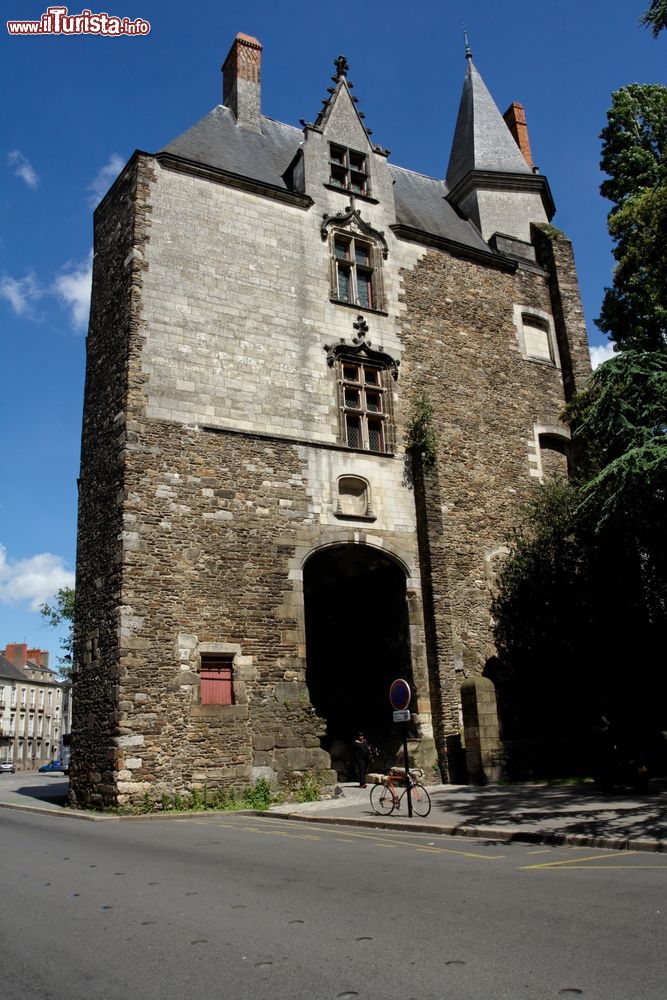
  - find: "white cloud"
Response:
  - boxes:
[8,149,39,189]
[52,253,92,329]
[0,272,42,317]
[1,255,92,330]
[87,153,124,206]
[0,544,74,612]
[589,343,617,369]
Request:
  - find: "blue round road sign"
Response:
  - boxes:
[389,678,411,711]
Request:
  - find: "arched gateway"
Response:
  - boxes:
[303,543,416,780]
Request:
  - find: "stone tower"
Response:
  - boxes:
[70,33,590,808]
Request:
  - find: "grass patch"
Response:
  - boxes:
[94,777,281,816]
[292,774,320,803]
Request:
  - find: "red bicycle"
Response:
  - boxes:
[370,768,431,817]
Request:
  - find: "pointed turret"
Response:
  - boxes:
[445,52,554,248]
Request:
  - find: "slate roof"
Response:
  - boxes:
[0,653,28,681]
[446,59,531,190]
[162,107,302,190]
[160,105,492,256]
[389,164,490,254]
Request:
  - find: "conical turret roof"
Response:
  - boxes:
[446,58,531,189]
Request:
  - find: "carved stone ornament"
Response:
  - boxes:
[334,54,350,79]
[324,316,400,380]
[321,208,389,259]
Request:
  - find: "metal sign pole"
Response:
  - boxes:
[389,679,413,818]
[402,726,413,818]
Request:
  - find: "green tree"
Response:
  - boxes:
[491,482,587,734]
[640,0,667,37]
[493,352,667,738]
[567,351,667,630]
[40,586,75,678]
[597,84,667,352]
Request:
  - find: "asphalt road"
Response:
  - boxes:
[1,807,665,1000]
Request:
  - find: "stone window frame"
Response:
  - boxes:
[177,637,254,722]
[325,327,399,455]
[334,474,376,522]
[513,304,561,368]
[332,233,377,310]
[338,356,391,454]
[322,209,388,315]
[328,142,370,196]
[528,421,571,480]
[199,653,234,706]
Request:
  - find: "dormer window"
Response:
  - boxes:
[329,143,369,195]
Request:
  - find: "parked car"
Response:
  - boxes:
[0,761,16,773]
[38,760,65,773]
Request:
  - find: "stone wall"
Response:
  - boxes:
[70,155,155,808]
[397,232,588,770]
[71,106,590,803]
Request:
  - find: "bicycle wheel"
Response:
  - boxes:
[370,782,396,816]
[410,783,432,818]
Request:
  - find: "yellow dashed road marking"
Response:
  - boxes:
[520,850,638,870]
[548,865,667,870]
[209,817,505,860]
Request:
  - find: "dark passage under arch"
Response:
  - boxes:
[303,544,413,780]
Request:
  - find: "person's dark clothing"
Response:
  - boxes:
[352,735,371,787]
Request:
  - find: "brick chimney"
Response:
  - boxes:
[3,642,27,668]
[27,648,49,669]
[503,102,535,171]
[2,643,49,670]
[222,32,263,132]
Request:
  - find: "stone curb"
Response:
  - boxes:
[2,799,664,853]
[260,809,666,854]
[0,801,259,822]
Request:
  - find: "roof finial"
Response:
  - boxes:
[334,54,349,79]
[463,25,473,61]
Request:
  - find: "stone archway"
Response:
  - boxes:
[303,543,414,780]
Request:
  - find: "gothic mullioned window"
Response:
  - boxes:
[325,318,399,455]
[321,207,388,313]
[340,358,388,452]
[329,143,369,195]
[334,235,375,309]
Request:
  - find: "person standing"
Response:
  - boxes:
[352,732,371,788]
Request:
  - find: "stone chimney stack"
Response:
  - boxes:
[503,102,535,171]
[222,32,263,132]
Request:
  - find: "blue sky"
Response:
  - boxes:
[1,1,665,665]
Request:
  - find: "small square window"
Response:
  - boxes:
[335,239,350,260]
[328,143,369,195]
[200,656,234,706]
[365,392,382,413]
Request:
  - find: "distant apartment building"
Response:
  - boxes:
[0,644,71,770]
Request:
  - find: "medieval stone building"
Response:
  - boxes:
[70,33,590,807]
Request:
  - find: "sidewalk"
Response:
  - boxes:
[2,775,666,851]
[266,779,667,853]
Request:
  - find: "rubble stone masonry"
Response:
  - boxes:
[71,77,590,805]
